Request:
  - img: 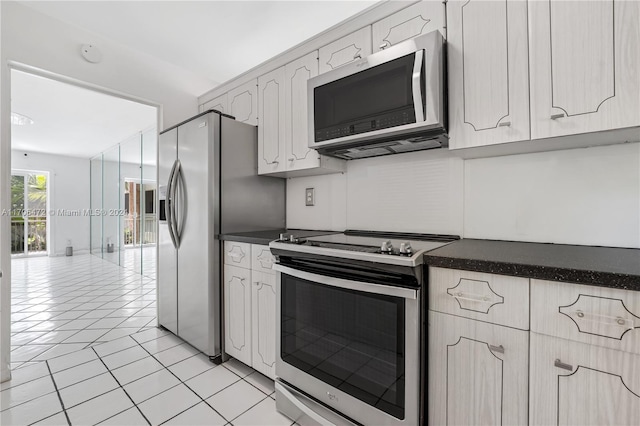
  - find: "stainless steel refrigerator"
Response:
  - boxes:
[157,110,285,361]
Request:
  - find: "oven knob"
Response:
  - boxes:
[279,233,290,242]
[399,242,413,255]
[380,240,393,253]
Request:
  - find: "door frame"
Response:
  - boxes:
[1,61,162,382]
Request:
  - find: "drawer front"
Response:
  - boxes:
[224,241,251,269]
[531,279,640,355]
[429,267,530,330]
[251,244,276,275]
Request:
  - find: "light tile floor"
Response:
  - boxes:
[5,253,294,425]
[11,254,157,370]
[1,329,293,425]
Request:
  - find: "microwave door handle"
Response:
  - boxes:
[273,264,418,300]
[412,50,425,123]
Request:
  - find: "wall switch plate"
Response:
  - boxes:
[305,188,315,206]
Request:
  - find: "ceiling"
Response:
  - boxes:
[11,70,157,161]
[20,1,377,85]
[11,1,377,160]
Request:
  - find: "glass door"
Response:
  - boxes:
[11,172,48,256]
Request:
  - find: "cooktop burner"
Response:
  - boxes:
[269,230,459,266]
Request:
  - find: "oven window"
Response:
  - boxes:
[281,274,405,419]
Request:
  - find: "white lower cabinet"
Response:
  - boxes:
[224,243,276,379]
[428,311,529,426]
[224,264,252,366]
[251,271,276,378]
[530,333,640,426]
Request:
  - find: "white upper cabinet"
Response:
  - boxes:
[318,27,372,74]
[202,93,228,115]
[258,67,286,175]
[372,1,445,52]
[447,0,530,149]
[228,79,258,126]
[529,0,640,139]
[285,51,321,172]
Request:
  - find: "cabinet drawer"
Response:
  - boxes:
[531,279,640,355]
[428,267,530,330]
[224,241,251,269]
[251,244,275,275]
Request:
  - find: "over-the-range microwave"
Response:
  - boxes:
[308,30,447,160]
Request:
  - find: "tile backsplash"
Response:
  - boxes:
[286,142,640,248]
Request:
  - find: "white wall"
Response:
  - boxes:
[464,143,640,248]
[1,1,213,129]
[287,142,640,248]
[11,151,91,256]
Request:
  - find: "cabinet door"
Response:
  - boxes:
[318,27,372,74]
[447,0,530,149]
[529,0,640,139]
[284,52,321,172]
[251,271,276,379]
[202,93,228,115]
[228,80,258,126]
[258,67,286,175]
[224,264,252,366]
[530,333,640,426]
[428,311,529,426]
[372,1,445,52]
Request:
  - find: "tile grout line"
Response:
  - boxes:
[44,359,72,426]
[90,346,152,426]
[133,338,233,424]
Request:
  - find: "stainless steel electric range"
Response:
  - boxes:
[269,230,459,426]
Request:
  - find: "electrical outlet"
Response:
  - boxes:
[305,188,315,206]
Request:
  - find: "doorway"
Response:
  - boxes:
[10,171,49,257]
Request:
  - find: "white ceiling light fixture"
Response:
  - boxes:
[10,112,34,126]
[81,44,103,63]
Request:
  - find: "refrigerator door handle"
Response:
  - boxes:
[170,159,183,247]
[166,159,179,249]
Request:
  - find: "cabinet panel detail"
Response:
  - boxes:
[228,276,247,351]
[447,337,504,425]
[462,0,510,129]
[261,79,281,165]
[558,365,640,425]
[254,281,276,367]
[549,0,614,116]
[559,295,640,340]
[230,91,254,122]
[447,278,505,314]
[381,14,431,47]
[289,65,313,160]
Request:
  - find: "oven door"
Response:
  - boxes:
[274,264,420,426]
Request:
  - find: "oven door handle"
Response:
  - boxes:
[273,264,418,300]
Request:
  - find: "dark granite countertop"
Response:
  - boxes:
[219,229,340,245]
[423,239,640,291]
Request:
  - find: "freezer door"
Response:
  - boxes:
[158,128,178,335]
[176,113,220,357]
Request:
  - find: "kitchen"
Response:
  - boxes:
[1,1,640,425]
